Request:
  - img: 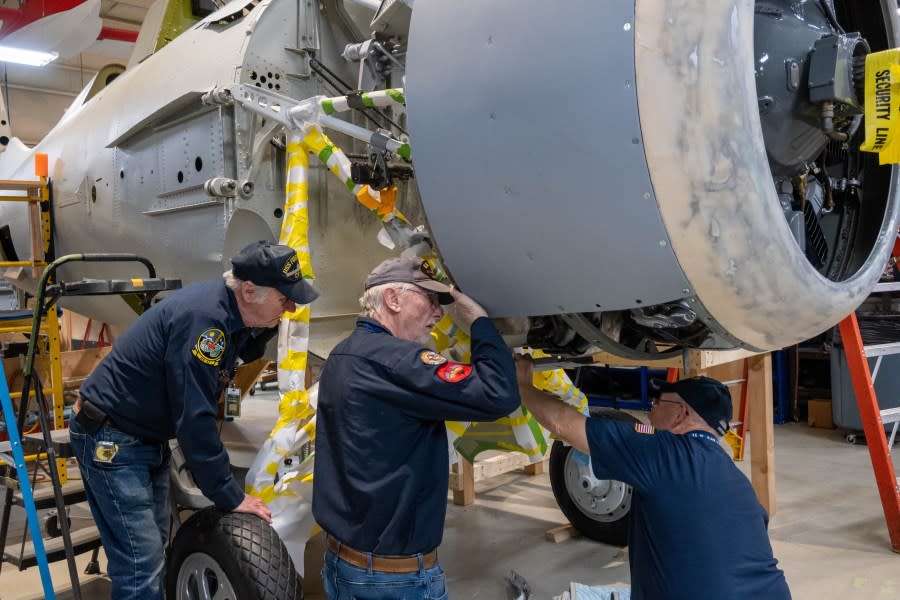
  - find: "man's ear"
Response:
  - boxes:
[674,402,692,427]
[238,280,253,301]
[383,287,403,312]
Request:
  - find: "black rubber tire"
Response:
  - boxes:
[548,408,638,546]
[166,508,302,600]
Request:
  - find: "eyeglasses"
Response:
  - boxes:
[650,397,683,408]
[404,287,440,307]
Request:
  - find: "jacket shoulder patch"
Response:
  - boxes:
[420,350,447,366]
[436,362,473,383]
[192,327,227,366]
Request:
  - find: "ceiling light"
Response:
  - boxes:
[0,45,58,67]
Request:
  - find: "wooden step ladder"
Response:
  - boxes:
[836,281,900,553]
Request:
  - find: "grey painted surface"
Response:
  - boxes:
[406,0,690,316]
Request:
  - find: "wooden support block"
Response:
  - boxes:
[747,353,776,517]
[451,456,475,506]
[448,452,534,488]
[590,351,682,368]
[683,347,763,376]
[523,459,544,476]
[545,524,580,543]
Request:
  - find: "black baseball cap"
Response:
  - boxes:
[649,376,732,435]
[364,257,454,305]
[231,241,319,305]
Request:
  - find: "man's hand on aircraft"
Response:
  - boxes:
[446,289,488,332]
[514,355,534,388]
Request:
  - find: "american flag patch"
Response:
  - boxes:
[634,423,655,435]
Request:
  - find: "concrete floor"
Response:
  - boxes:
[3,399,900,599]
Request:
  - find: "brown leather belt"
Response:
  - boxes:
[325,535,437,573]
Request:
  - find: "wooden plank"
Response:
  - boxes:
[590,351,682,368]
[60,309,74,351]
[448,452,532,488]
[478,452,531,480]
[28,200,42,278]
[0,179,43,191]
[684,347,763,375]
[747,353,776,516]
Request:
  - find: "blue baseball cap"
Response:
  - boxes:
[650,376,732,435]
[231,241,319,305]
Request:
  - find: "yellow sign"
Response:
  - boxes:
[860,49,900,164]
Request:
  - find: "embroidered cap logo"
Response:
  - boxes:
[281,254,301,281]
[420,261,437,280]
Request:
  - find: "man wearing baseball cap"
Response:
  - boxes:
[514,366,791,600]
[72,240,316,599]
[313,255,521,599]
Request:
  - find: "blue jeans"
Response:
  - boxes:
[69,417,171,599]
[322,549,449,600]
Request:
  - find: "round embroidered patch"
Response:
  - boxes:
[192,328,227,366]
[419,350,447,366]
[436,362,473,383]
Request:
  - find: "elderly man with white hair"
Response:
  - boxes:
[313,256,521,600]
[71,240,318,599]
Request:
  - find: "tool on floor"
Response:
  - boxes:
[505,569,531,600]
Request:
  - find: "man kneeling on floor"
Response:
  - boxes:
[515,358,791,600]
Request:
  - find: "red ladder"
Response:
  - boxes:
[838,285,900,553]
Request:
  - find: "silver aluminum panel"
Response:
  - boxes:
[405,0,690,316]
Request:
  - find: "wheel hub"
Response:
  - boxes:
[564,449,631,522]
[176,552,239,600]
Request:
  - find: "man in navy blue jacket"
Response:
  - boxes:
[515,360,791,600]
[313,256,521,600]
[70,240,318,599]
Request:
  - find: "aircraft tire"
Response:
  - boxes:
[166,508,302,600]
[548,409,639,547]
